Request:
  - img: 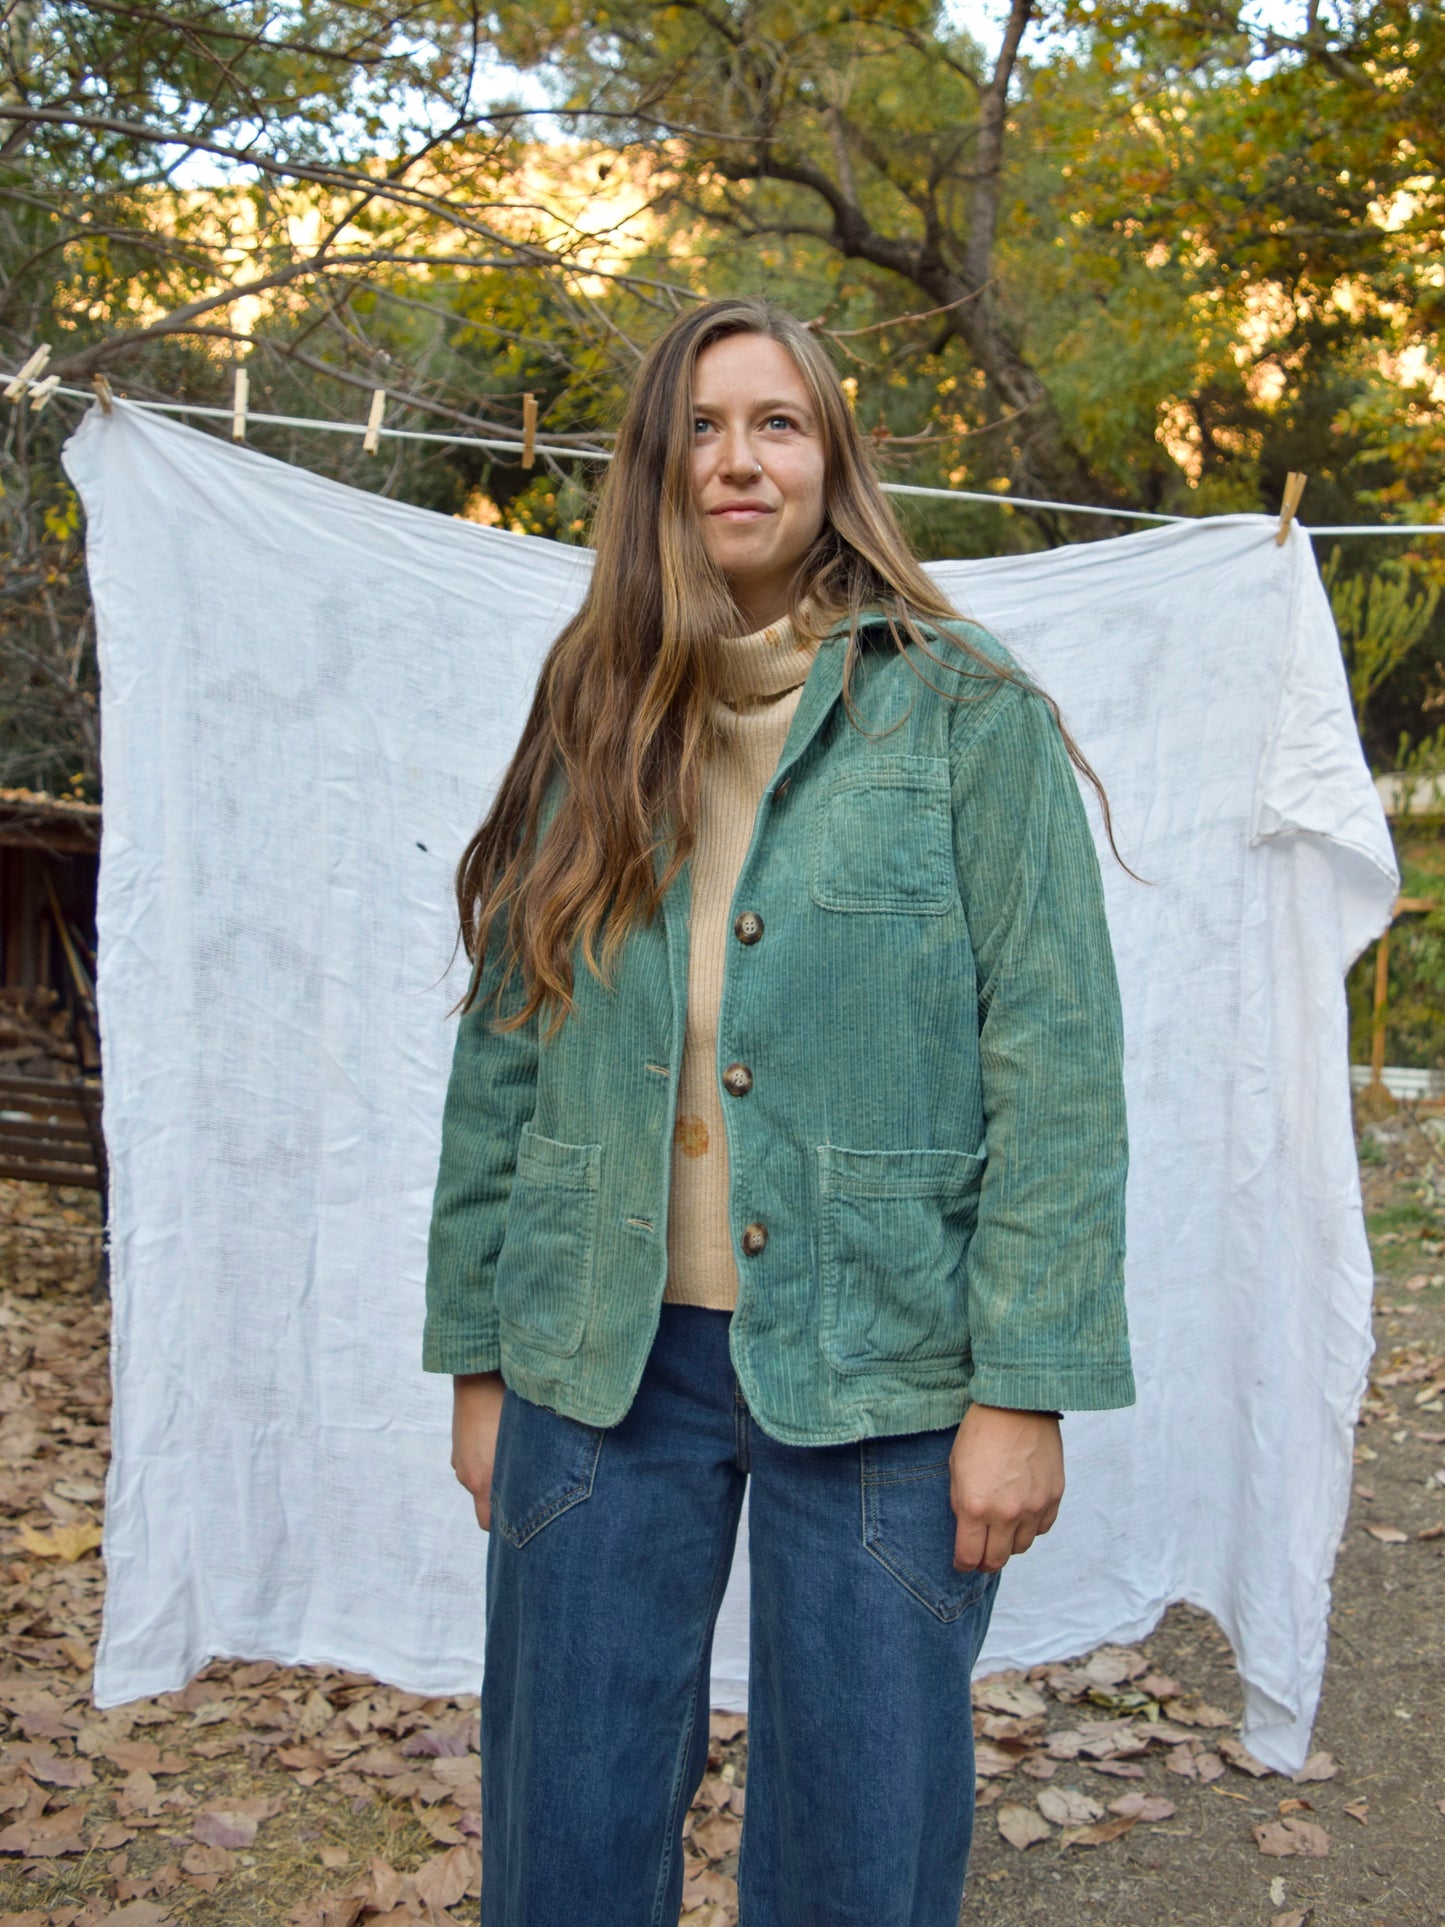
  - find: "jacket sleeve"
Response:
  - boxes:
[421,940,539,1374]
[948,670,1135,1413]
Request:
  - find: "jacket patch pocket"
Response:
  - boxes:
[808,755,955,914]
[494,1123,601,1358]
[860,1431,999,1623]
[818,1144,984,1376]
[491,1385,605,1550]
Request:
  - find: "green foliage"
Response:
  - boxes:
[1325,552,1441,733]
[7,2,1445,790]
[1348,819,1445,1072]
[1391,726,1445,813]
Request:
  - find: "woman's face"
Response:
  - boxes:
[690,331,827,631]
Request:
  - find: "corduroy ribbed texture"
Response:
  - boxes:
[423,615,1134,1446]
[664,615,818,1311]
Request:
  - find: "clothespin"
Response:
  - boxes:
[1275,471,1307,546]
[363,387,385,455]
[232,366,249,442]
[4,343,51,403]
[28,375,61,412]
[522,392,537,470]
[92,374,114,415]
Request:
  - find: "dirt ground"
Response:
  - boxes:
[0,1099,1442,1927]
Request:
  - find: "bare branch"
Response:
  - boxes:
[810,287,993,340]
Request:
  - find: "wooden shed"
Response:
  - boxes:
[0,787,100,1007]
[0,788,104,1196]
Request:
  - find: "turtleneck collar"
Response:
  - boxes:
[714,614,818,709]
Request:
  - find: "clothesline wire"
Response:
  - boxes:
[22,375,1445,537]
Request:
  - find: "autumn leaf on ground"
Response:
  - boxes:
[1273,1912,1313,1927]
[996,1801,1051,1849]
[1292,1751,1339,1783]
[106,1739,187,1776]
[688,1810,740,1860]
[972,1678,1047,1720]
[1363,1524,1409,1544]
[682,1866,737,1910]
[1060,1814,1140,1849]
[1253,1817,1331,1857]
[181,1840,237,1890]
[1139,1672,1181,1700]
[0,1806,87,1855]
[14,1519,103,1562]
[1107,1790,1176,1821]
[1343,1797,1369,1823]
[101,1904,176,1926]
[1035,1785,1103,1826]
[1161,1696,1233,1728]
[1079,1647,1149,1688]
[192,1797,281,1850]
[22,1749,93,1787]
[412,1844,477,1908]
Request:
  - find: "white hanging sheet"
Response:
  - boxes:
[62,402,1397,1772]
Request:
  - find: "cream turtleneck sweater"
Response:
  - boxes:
[664,615,819,1311]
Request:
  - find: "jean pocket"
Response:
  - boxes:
[491,1386,605,1550]
[808,755,956,914]
[494,1122,601,1357]
[818,1144,984,1376]
[860,1430,998,1623]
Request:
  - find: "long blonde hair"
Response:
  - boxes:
[455,296,1115,1028]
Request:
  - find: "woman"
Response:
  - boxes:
[424,296,1134,1926]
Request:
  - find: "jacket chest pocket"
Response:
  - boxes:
[808,755,956,914]
[494,1123,601,1358]
[818,1144,984,1376]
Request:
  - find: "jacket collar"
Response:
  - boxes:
[770,610,890,790]
[655,608,893,894]
[771,622,838,782]
[657,611,887,959]
[658,633,843,1018]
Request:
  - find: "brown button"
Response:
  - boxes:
[741,1221,768,1257]
[722,1062,753,1098]
[734,910,764,945]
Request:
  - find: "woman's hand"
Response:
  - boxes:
[949,1404,1064,1573]
[452,1371,507,1531]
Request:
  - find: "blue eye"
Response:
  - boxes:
[767,414,794,431]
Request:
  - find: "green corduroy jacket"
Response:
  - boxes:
[422,616,1134,1445]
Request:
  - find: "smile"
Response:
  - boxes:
[709,505,775,520]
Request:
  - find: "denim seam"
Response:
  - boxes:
[861,1531,987,1624]
[650,1509,742,1927]
[497,1427,604,1548]
[859,1461,987,1625]
[862,1463,953,1487]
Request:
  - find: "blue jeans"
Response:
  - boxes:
[482,1305,1000,1926]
